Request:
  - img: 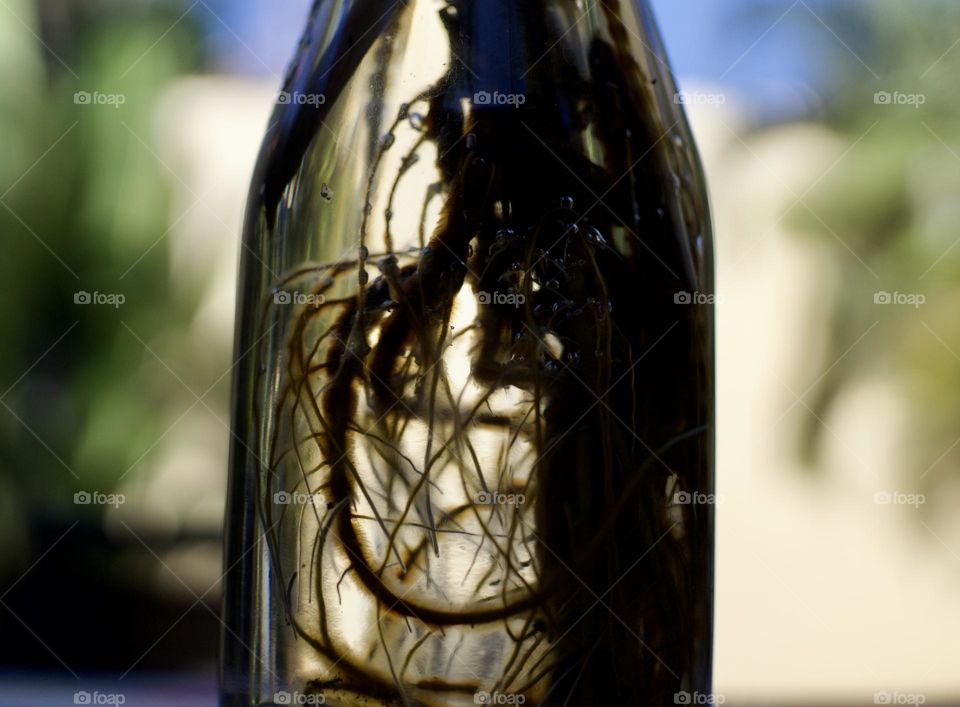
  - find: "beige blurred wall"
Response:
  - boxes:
[691,97,960,702]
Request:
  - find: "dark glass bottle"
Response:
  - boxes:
[222,1,715,705]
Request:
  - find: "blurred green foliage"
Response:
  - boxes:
[0,0,202,574]
[783,1,960,498]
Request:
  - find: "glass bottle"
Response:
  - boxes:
[222,1,715,705]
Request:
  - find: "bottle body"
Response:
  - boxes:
[222,1,714,704]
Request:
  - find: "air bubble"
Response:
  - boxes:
[465,133,477,150]
[409,113,425,131]
[560,196,574,210]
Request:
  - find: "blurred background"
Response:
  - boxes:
[0,0,957,704]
